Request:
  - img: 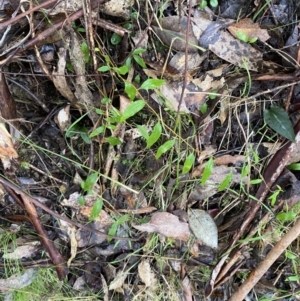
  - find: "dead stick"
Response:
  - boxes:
[229,218,300,301]
[21,193,68,280]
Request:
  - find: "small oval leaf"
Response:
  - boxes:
[155,139,175,159]
[139,78,165,90]
[264,106,295,142]
[201,158,214,185]
[182,153,195,174]
[147,122,162,148]
[125,82,136,101]
[120,100,146,122]
[89,199,103,221]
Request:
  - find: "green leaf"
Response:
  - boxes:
[147,122,162,148]
[120,100,146,122]
[236,31,249,43]
[111,32,122,45]
[78,195,85,205]
[250,178,263,185]
[125,82,136,101]
[264,106,295,142]
[201,158,214,185]
[210,0,218,7]
[95,108,104,115]
[80,131,91,144]
[199,0,207,9]
[132,48,146,56]
[241,164,249,178]
[108,214,130,242]
[249,37,258,43]
[285,251,297,260]
[133,55,146,68]
[182,153,195,174]
[286,275,300,282]
[81,172,99,192]
[101,97,111,104]
[137,125,149,140]
[114,65,129,75]
[155,139,175,159]
[218,171,232,191]
[89,126,104,138]
[81,41,89,63]
[139,78,165,90]
[287,163,300,170]
[276,211,296,222]
[106,136,122,146]
[208,90,218,100]
[200,103,207,114]
[89,199,103,221]
[98,65,111,72]
[269,186,282,206]
[125,57,132,70]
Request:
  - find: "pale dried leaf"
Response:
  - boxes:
[133,212,191,241]
[138,260,158,288]
[188,209,218,249]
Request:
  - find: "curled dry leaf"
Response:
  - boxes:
[133,212,191,241]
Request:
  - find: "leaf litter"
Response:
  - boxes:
[0,0,300,300]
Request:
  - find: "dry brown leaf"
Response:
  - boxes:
[228,18,270,43]
[133,212,191,241]
[0,122,18,159]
